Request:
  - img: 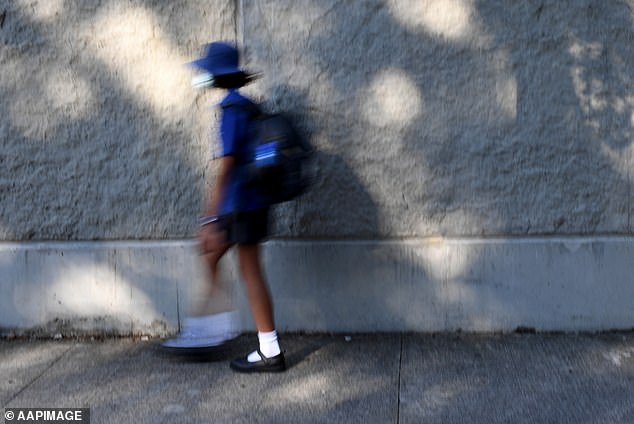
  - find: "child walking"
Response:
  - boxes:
[163,42,285,373]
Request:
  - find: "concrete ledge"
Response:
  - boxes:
[0,241,202,336]
[1,237,633,335]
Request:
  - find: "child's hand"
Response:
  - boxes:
[198,224,226,256]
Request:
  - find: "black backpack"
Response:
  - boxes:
[225,102,313,205]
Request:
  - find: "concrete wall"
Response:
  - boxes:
[1,0,236,240]
[2,237,634,334]
[1,0,634,334]
[244,0,634,238]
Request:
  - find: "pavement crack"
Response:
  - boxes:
[4,343,75,407]
[396,333,403,424]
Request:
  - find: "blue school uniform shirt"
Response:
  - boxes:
[217,89,267,215]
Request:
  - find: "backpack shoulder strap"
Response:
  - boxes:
[221,99,262,118]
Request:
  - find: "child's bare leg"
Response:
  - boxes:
[237,244,275,331]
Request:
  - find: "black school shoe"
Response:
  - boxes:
[230,349,286,373]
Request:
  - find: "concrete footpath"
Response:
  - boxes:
[1,332,634,424]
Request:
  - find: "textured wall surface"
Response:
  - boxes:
[1,0,235,240]
[2,1,634,334]
[243,0,634,238]
[1,0,633,241]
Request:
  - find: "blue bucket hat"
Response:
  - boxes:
[190,42,242,76]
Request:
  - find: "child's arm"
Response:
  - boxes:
[205,156,234,218]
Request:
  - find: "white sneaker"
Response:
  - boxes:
[161,312,240,349]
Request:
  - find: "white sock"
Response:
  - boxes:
[247,330,281,362]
